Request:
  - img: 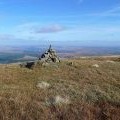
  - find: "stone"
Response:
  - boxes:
[55,95,70,104]
[20,61,35,69]
[39,45,60,63]
[46,95,70,106]
[42,62,49,67]
[106,60,115,63]
[92,64,99,68]
[37,81,50,89]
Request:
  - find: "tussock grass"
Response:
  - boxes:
[0,57,120,119]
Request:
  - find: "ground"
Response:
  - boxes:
[0,57,120,120]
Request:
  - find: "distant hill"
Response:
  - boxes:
[0,46,120,64]
[16,55,38,61]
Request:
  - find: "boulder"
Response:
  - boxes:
[20,61,35,69]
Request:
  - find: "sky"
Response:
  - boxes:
[0,0,120,46]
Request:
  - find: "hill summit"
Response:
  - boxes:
[0,56,120,119]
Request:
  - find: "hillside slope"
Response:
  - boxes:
[0,57,120,120]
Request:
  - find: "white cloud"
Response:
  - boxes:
[15,23,67,34]
[34,24,66,33]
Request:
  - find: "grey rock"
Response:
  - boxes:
[20,61,35,69]
[39,45,60,63]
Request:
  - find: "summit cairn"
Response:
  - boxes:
[20,45,60,69]
[39,45,60,63]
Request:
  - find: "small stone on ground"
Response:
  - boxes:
[55,95,70,104]
[37,81,50,89]
[46,95,70,105]
[92,64,99,68]
[106,60,115,63]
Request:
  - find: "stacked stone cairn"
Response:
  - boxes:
[39,45,60,63]
[20,45,60,69]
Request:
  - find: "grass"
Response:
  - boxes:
[0,57,120,120]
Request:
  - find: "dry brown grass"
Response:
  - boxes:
[0,57,120,120]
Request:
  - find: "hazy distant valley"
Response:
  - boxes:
[0,45,120,64]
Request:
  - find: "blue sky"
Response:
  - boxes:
[0,0,120,46]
